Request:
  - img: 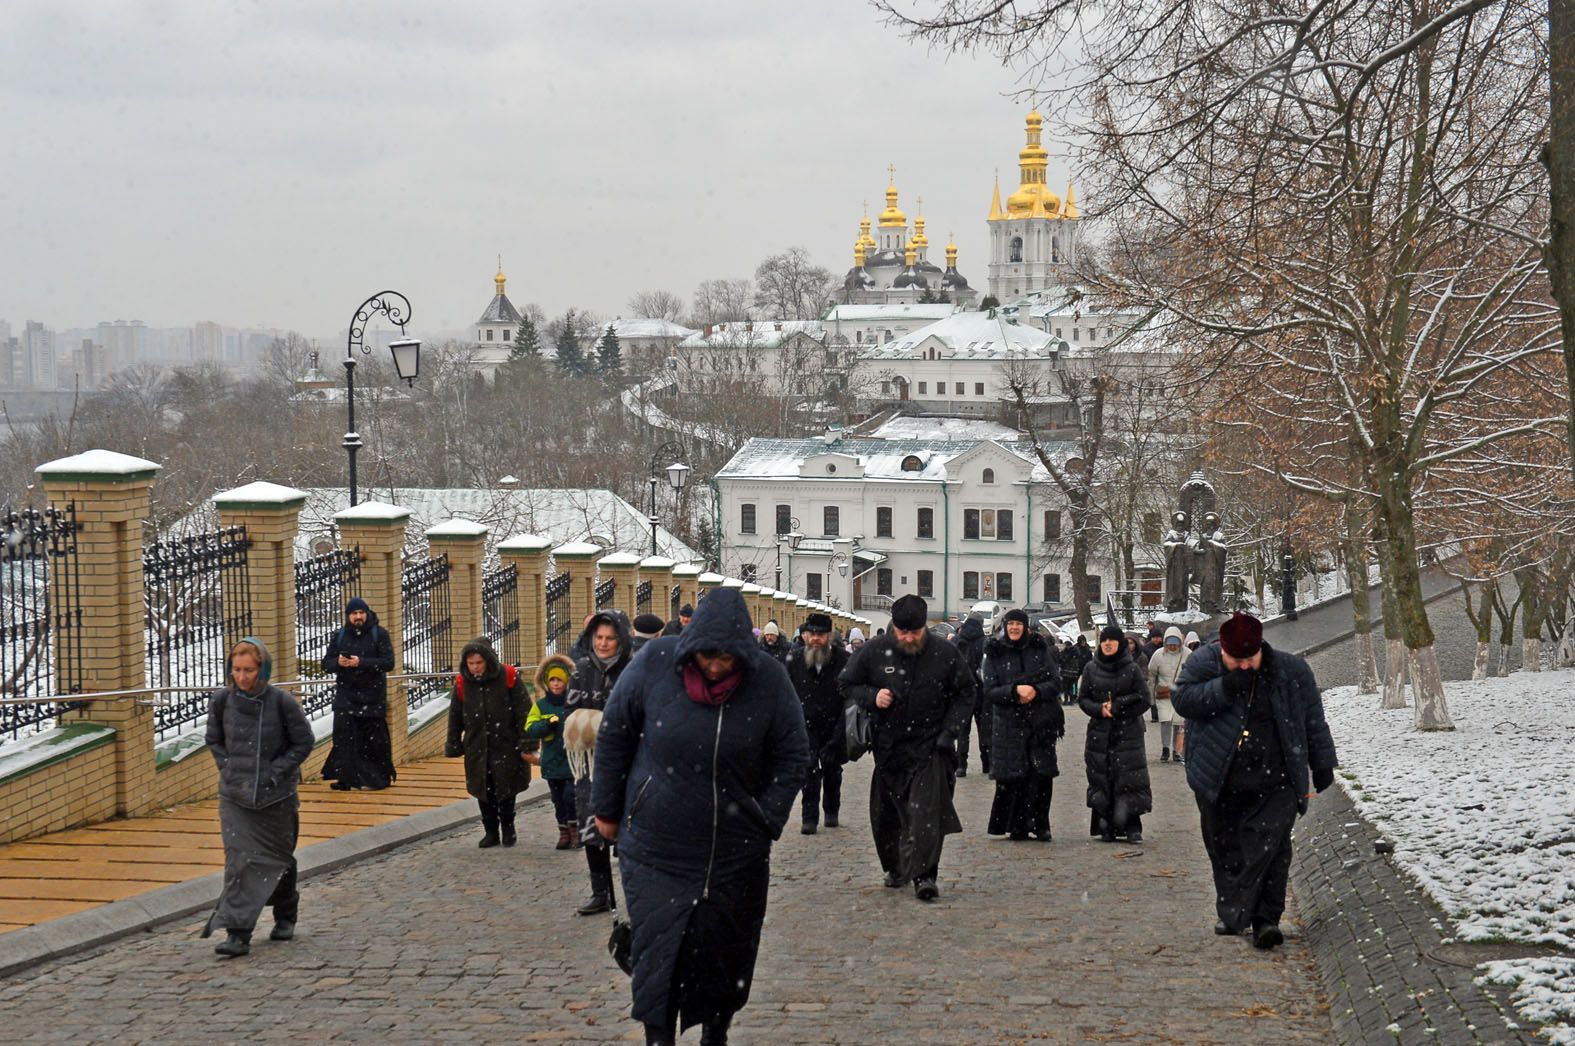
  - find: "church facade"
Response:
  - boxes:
[841,172,978,308]
[986,111,1081,301]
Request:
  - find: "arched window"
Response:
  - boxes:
[982,468,995,485]
[1009,236,1024,263]
[1052,236,1061,264]
[901,455,924,472]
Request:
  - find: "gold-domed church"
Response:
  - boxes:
[841,169,977,307]
[987,110,1081,300]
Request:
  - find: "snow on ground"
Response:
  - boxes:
[1324,669,1575,1041]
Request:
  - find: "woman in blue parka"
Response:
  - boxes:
[593,587,810,1046]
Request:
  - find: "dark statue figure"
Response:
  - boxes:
[1163,473,1227,613]
[1163,511,1192,612]
[1194,512,1228,614]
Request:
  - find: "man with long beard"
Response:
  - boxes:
[840,594,977,901]
[784,613,849,834]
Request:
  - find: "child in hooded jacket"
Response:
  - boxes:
[527,654,578,850]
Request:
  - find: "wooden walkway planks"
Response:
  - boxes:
[0,755,475,935]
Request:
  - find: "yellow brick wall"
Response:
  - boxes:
[0,742,119,845]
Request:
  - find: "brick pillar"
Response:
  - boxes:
[500,534,552,670]
[37,450,161,818]
[335,501,412,767]
[213,482,308,684]
[553,542,601,640]
[639,556,674,624]
[426,520,487,673]
[597,552,642,619]
[697,572,723,606]
[673,564,701,617]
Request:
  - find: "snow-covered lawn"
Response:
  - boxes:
[1324,670,1575,1043]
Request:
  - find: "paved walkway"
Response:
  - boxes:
[0,716,1334,1043]
[0,757,471,934]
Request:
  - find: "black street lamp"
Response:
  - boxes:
[776,518,802,590]
[343,290,419,506]
[646,441,689,557]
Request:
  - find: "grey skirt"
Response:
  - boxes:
[212,797,299,932]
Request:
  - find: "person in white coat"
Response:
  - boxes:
[1147,627,1189,763]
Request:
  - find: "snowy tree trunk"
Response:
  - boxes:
[1471,641,1491,681]
[1494,642,1513,677]
[1382,639,1409,709]
[1410,647,1454,731]
[1520,637,1542,673]
[1357,631,1380,694]
[1559,633,1575,668]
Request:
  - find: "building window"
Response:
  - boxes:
[962,571,979,600]
[1087,575,1102,602]
[918,382,927,394]
[1088,328,1097,343]
[975,382,984,396]
[876,506,893,538]
[1055,327,1063,338]
[876,568,893,596]
[741,564,757,583]
[998,510,1014,541]
[776,504,792,535]
[996,573,1013,600]
[954,382,964,395]
[1044,509,1062,540]
[964,509,997,540]
[502,330,511,341]
[881,380,890,394]
[740,503,756,535]
[901,455,924,472]
[1044,573,1061,603]
[806,573,823,600]
[917,507,934,538]
[1072,327,1079,342]
[982,468,995,485]
[823,506,839,537]
[485,329,494,341]
[917,570,934,598]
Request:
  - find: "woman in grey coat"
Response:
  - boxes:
[203,637,314,958]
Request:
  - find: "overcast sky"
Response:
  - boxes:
[0,2,1074,340]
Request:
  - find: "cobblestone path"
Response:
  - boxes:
[0,715,1334,1043]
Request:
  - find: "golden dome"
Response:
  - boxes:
[854,241,867,267]
[912,211,929,249]
[878,170,907,228]
[858,209,876,251]
[946,237,958,266]
[494,254,507,295]
[1005,110,1061,218]
[903,241,917,266]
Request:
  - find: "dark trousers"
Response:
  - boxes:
[268,860,299,923]
[987,775,1053,836]
[547,777,576,824]
[478,775,517,832]
[870,752,961,882]
[1196,785,1298,931]
[957,699,992,772]
[802,757,842,826]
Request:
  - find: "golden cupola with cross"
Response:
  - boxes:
[987,110,1081,301]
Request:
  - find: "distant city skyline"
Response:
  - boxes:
[0,3,1076,340]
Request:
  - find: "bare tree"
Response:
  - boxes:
[627,290,687,323]
[691,279,754,326]
[753,248,836,321]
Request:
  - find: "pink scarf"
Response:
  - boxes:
[683,664,744,706]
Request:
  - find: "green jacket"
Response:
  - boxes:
[525,693,572,780]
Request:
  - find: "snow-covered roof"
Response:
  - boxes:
[716,436,1077,484]
[212,481,307,505]
[35,448,160,476]
[678,320,825,350]
[859,310,1057,361]
[824,303,957,323]
[188,486,701,563]
[609,318,697,340]
[478,292,522,326]
[869,416,1024,441]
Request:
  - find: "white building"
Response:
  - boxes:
[986,111,1082,301]
[713,433,1120,621]
[673,320,844,396]
[473,262,522,377]
[822,302,957,348]
[593,318,698,373]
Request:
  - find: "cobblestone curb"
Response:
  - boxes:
[0,794,539,979]
[1291,785,1532,1044]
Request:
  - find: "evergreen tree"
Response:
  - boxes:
[595,324,623,376]
[509,315,542,362]
[554,309,587,376]
[980,295,1001,310]
[918,288,937,304]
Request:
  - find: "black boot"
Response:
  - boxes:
[577,849,615,915]
[699,1014,732,1045]
[478,828,500,848]
[214,930,251,958]
[269,894,298,941]
[501,822,517,847]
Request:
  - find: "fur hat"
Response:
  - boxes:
[678,604,694,618]
[1003,608,1030,627]
[890,594,928,630]
[802,613,833,633]
[1099,624,1125,644]
[1219,612,1264,658]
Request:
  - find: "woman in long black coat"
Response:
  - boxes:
[1078,624,1153,844]
[444,636,533,848]
[593,588,809,1046]
[564,609,633,915]
[984,610,1064,840]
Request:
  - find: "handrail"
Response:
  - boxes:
[0,670,462,708]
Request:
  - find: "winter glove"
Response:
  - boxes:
[935,732,955,753]
[444,742,463,758]
[1312,767,1335,793]
[1221,669,1256,700]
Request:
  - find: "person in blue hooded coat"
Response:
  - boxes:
[593,588,810,1046]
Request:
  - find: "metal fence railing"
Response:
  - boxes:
[545,572,572,656]
[595,577,616,612]
[145,525,252,740]
[483,563,521,667]
[401,553,452,713]
[635,579,653,617]
[293,547,362,719]
[1,503,83,743]
[670,584,682,620]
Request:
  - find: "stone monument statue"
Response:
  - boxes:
[1162,472,1226,615]
[1162,511,1192,612]
[1194,511,1228,614]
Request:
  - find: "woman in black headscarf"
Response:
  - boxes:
[984,609,1064,841]
[1078,624,1153,844]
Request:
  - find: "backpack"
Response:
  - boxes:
[453,664,536,752]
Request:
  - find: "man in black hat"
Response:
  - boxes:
[840,594,977,901]
[784,612,849,834]
[1173,612,1338,949]
[661,604,694,636]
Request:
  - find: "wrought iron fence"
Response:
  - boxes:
[545,572,572,656]
[670,584,682,620]
[145,526,252,740]
[1,503,83,742]
[595,577,616,612]
[294,546,363,719]
[635,579,653,617]
[483,563,521,666]
[402,553,452,712]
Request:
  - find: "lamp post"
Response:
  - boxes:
[1281,539,1298,621]
[343,290,420,506]
[775,518,802,590]
[646,441,689,558]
